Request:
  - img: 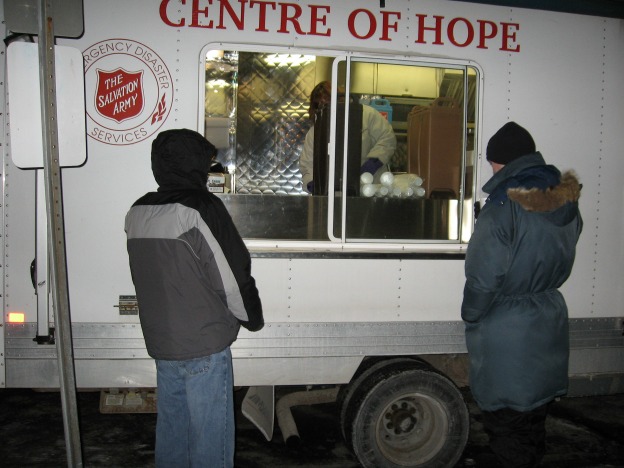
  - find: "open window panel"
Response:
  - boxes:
[329,58,477,243]
[203,49,478,243]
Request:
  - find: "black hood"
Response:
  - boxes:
[151,129,217,191]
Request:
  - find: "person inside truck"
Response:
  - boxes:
[461,122,582,467]
[125,129,264,467]
[299,81,396,194]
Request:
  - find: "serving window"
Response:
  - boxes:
[203,49,478,243]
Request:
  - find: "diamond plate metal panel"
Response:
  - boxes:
[206,51,316,195]
[237,53,314,194]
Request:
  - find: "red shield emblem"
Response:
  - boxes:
[95,68,144,123]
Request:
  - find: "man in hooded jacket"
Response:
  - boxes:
[125,129,263,467]
[462,122,582,467]
[299,81,396,193]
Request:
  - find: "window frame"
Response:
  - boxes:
[199,43,483,248]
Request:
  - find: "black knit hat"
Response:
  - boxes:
[486,122,536,164]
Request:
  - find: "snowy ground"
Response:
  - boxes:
[0,386,622,467]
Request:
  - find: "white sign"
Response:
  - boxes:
[7,42,87,169]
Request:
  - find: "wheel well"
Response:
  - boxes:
[348,354,469,389]
[420,353,470,388]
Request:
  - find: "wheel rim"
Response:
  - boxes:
[374,392,449,466]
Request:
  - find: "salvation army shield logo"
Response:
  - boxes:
[83,39,173,145]
[95,68,144,123]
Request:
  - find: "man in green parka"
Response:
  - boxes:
[462,122,582,467]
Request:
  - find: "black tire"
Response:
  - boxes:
[349,368,469,467]
[339,358,431,451]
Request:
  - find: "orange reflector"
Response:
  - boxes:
[8,312,25,323]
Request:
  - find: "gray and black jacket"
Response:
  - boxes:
[125,129,263,361]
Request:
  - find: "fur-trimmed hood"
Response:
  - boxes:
[482,152,582,227]
[508,171,581,212]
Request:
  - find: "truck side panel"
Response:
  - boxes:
[1,0,623,393]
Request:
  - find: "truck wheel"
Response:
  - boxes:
[339,358,429,449]
[349,368,469,467]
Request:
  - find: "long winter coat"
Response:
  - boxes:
[125,129,263,361]
[462,152,582,412]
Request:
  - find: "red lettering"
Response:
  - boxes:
[157,1,521,53]
[477,19,498,49]
[160,0,185,27]
[277,3,305,34]
[217,0,247,30]
[501,22,520,52]
[415,14,445,45]
[190,0,214,28]
[349,9,376,40]
[380,11,401,41]
[250,1,276,32]
[447,17,474,47]
[309,4,331,36]
[414,14,520,52]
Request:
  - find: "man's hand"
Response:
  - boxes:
[360,158,383,175]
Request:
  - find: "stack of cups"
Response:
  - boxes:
[360,172,425,198]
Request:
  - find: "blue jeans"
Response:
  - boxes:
[155,347,234,468]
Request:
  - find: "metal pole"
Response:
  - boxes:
[38,1,83,466]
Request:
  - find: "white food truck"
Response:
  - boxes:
[1,0,623,466]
